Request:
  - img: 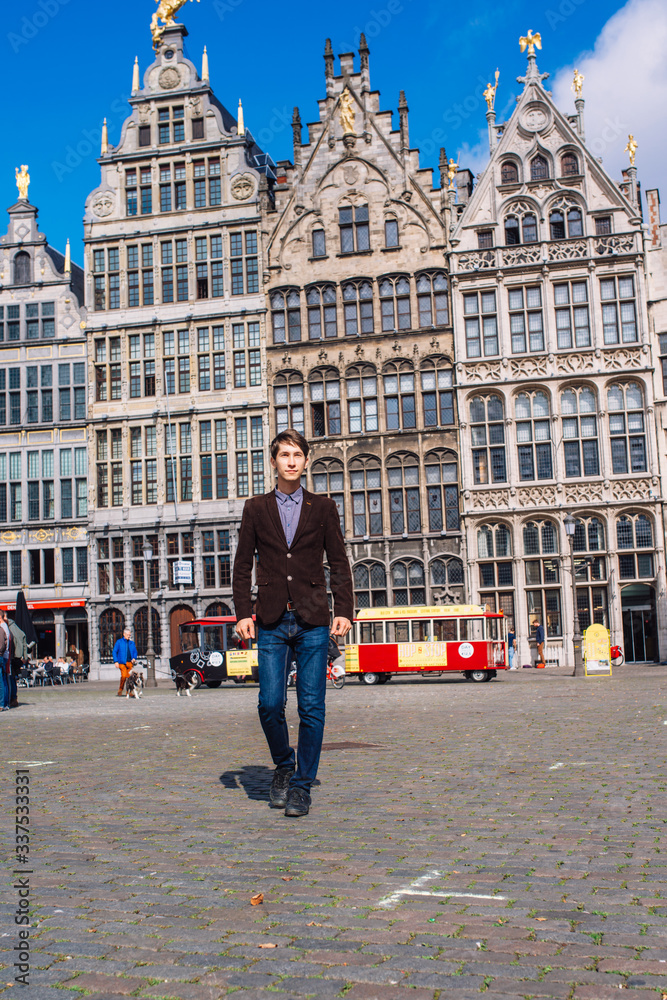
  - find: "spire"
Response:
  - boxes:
[572,68,585,140]
[398,90,409,151]
[237,99,244,136]
[359,32,370,92]
[202,45,209,83]
[101,119,108,156]
[64,239,71,275]
[517,29,549,88]
[324,37,334,80]
[132,56,140,94]
[292,107,302,168]
[484,70,499,152]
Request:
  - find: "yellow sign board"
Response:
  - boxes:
[583,624,611,677]
[345,645,360,673]
[226,649,258,676]
[397,642,448,668]
[356,605,486,621]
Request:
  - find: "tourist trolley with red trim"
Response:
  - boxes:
[345,605,507,685]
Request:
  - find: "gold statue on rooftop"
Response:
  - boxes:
[447,157,459,190]
[519,29,542,56]
[625,134,638,166]
[151,0,199,49]
[572,68,584,97]
[15,165,30,200]
[483,69,500,111]
[339,87,356,135]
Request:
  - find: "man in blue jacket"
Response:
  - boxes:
[113,627,138,697]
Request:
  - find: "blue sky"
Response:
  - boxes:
[3,0,660,265]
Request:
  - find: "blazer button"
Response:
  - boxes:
[286,552,292,558]
[287,575,292,581]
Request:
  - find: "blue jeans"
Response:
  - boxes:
[257,611,330,792]
[0,656,10,708]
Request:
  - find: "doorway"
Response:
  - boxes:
[621,584,657,662]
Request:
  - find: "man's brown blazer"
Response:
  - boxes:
[232,488,354,628]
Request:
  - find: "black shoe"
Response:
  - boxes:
[269,766,294,809]
[284,786,311,817]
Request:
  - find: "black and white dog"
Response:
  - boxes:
[125,671,144,699]
[175,674,198,697]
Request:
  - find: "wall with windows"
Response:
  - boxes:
[450,51,665,664]
[83,23,272,675]
[265,42,461,608]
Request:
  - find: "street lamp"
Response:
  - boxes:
[143,542,157,688]
[563,514,584,677]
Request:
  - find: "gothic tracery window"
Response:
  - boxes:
[350,456,382,537]
[530,155,549,181]
[311,458,345,532]
[608,382,647,474]
[273,371,304,434]
[306,285,337,339]
[616,514,654,579]
[387,452,421,534]
[425,449,459,531]
[470,394,506,484]
[561,387,599,477]
[309,367,341,437]
[271,289,301,344]
[383,360,416,430]
[379,276,411,332]
[346,363,378,434]
[392,560,425,606]
[516,390,553,481]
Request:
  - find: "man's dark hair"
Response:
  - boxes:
[270,429,309,460]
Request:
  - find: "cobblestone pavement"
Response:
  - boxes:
[2,666,666,1000]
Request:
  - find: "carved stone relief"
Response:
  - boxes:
[510,356,547,378]
[468,489,510,510]
[230,173,256,200]
[91,193,115,218]
[548,239,587,261]
[461,361,502,383]
[555,352,596,374]
[159,67,181,90]
[456,250,496,272]
[502,245,542,267]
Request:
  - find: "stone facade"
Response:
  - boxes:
[0,198,88,660]
[83,23,273,677]
[264,39,463,611]
[450,51,664,665]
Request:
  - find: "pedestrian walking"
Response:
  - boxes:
[507,627,517,670]
[534,618,545,666]
[0,610,13,711]
[112,627,138,697]
[8,619,28,707]
[233,429,353,818]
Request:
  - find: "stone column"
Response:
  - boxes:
[54,611,66,659]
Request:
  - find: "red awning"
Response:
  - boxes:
[0,599,86,611]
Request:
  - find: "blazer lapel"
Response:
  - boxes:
[289,489,314,550]
[264,490,287,547]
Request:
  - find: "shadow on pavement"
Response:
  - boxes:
[219,764,274,801]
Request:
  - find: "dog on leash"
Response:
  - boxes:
[125,671,144,699]
[175,674,198,697]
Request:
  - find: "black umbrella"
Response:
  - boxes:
[14,591,37,648]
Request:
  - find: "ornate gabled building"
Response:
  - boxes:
[84,19,274,675]
[264,38,463,612]
[0,178,89,660]
[449,43,664,665]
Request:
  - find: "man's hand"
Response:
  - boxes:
[236,617,255,641]
[331,617,352,638]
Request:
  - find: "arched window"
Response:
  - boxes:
[342,280,374,335]
[425,449,459,531]
[608,382,646,474]
[617,515,654,579]
[271,289,301,344]
[392,560,425,606]
[387,453,421,534]
[416,271,448,327]
[522,214,538,243]
[346,363,378,434]
[205,601,232,617]
[309,367,340,437]
[561,153,579,176]
[383,360,416,430]
[354,561,386,609]
[549,210,565,240]
[431,557,464,587]
[530,155,549,181]
[311,458,345,533]
[349,456,382,537]
[516,391,553,480]
[555,280,590,349]
[562,387,599,477]
[14,251,31,285]
[567,208,583,237]
[571,516,608,630]
[99,608,125,659]
[501,161,519,184]
[312,228,326,257]
[470,394,506,484]
[524,519,562,637]
[133,607,162,656]
[477,523,514,629]
[273,371,304,434]
[379,276,411,332]
[421,357,454,427]
[306,285,337,339]
[505,216,520,245]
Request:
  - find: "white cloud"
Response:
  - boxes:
[550,0,667,199]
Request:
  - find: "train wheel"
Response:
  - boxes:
[470,670,490,683]
[184,670,202,688]
[359,672,380,685]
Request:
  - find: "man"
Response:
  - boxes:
[113,626,138,697]
[507,626,517,670]
[233,429,353,818]
[534,618,545,666]
[0,611,11,711]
